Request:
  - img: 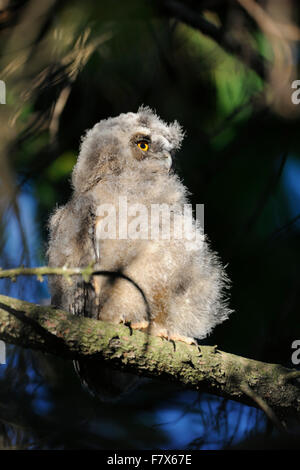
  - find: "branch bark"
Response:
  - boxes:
[0,294,299,421]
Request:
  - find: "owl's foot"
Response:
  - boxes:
[168,333,197,346]
[118,317,150,332]
[117,317,196,345]
[153,326,197,346]
[130,320,150,330]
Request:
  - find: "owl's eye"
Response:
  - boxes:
[137,141,149,151]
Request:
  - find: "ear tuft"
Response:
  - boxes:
[169,120,185,149]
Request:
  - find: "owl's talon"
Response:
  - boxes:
[156,330,196,346]
[167,334,197,346]
[124,321,133,335]
[154,328,169,341]
[117,317,133,334]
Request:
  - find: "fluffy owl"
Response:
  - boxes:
[47,106,231,399]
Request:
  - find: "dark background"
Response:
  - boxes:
[0,0,299,449]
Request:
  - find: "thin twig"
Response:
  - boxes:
[266,213,300,243]
[0,266,90,282]
[241,382,286,433]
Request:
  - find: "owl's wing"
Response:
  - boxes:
[71,205,100,319]
[48,195,99,317]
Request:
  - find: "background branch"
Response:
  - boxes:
[162,0,270,79]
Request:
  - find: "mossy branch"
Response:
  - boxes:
[0,294,299,423]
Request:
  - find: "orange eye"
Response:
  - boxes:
[137,141,149,151]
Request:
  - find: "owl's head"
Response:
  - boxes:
[72,106,185,192]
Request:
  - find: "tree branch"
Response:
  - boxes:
[162,0,270,80]
[0,294,299,421]
[0,265,95,282]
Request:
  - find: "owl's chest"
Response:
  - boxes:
[94,197,152,255]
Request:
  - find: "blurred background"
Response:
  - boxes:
[0,0,300,450]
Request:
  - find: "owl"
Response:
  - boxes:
[47,106,232,400]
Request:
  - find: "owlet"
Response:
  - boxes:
[47,106,232,400]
